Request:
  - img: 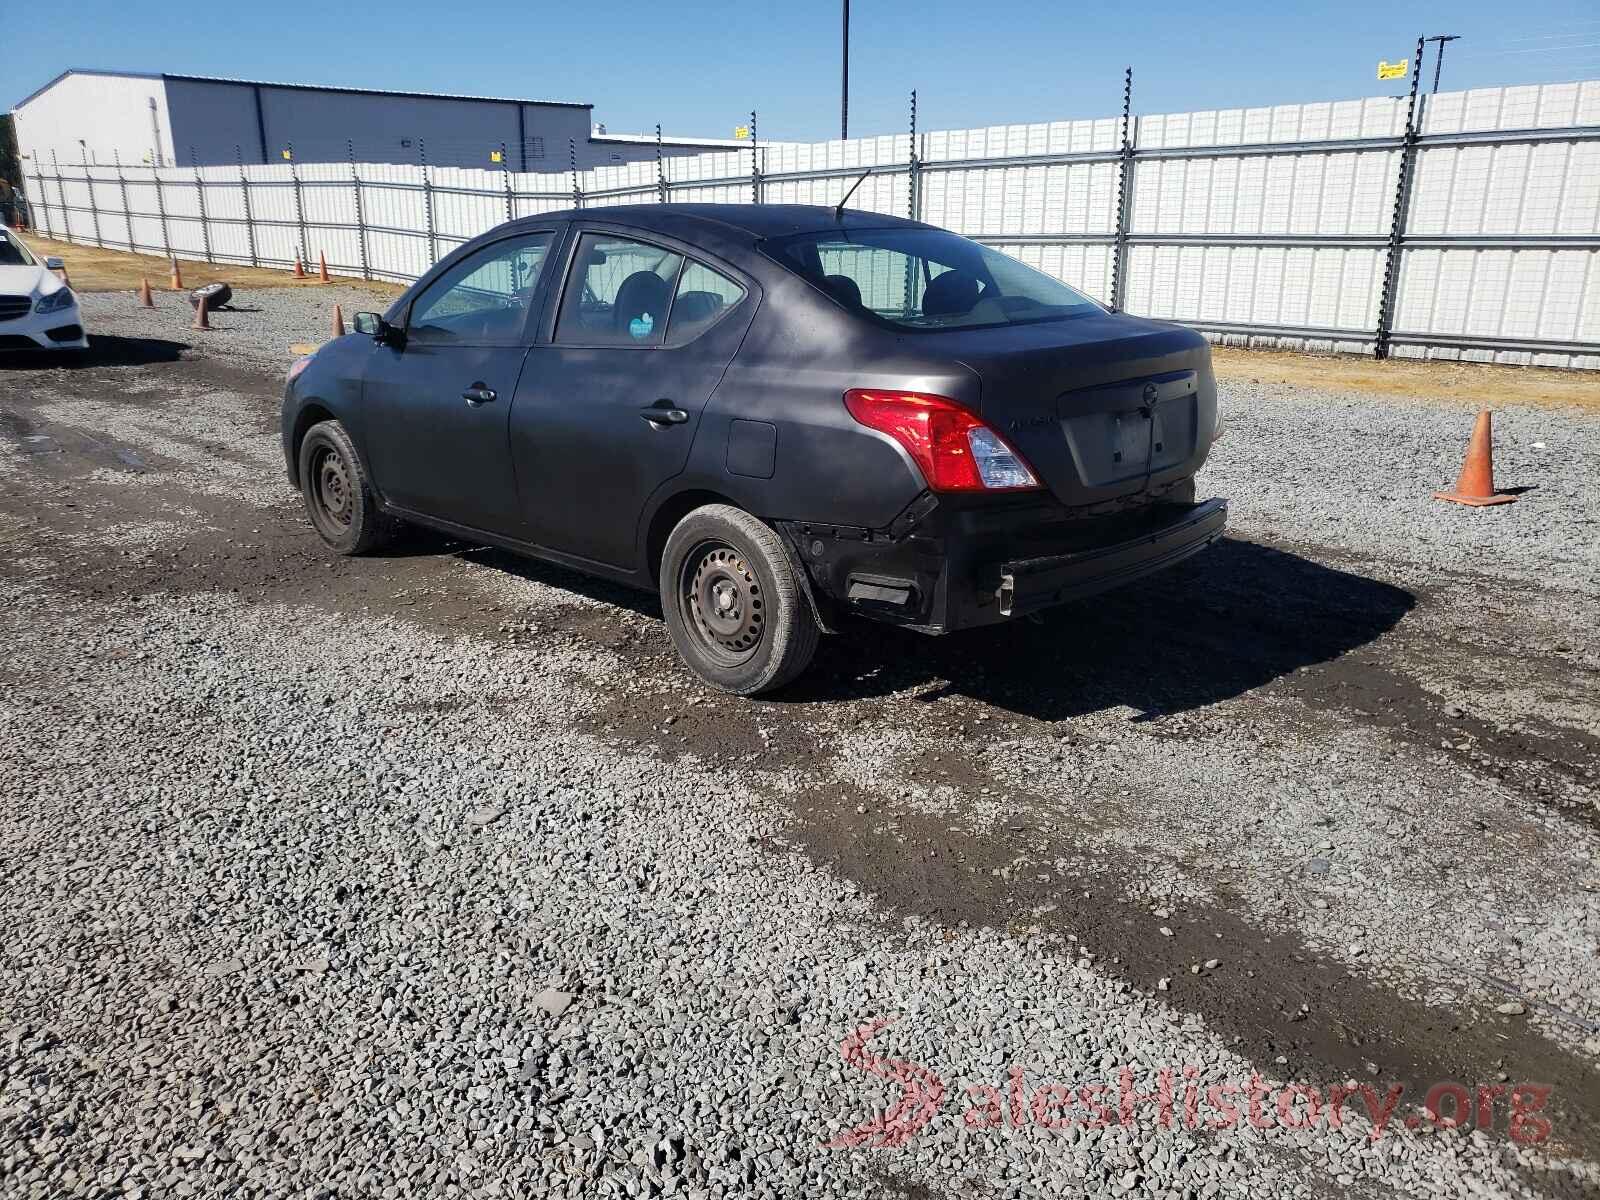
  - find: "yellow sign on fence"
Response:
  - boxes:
[1377,59,1409,80]
[733,125,750,140]
[490,149,504,163]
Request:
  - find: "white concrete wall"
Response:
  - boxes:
[13,72,174,169]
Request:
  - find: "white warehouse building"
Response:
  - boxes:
[11,68,744,172]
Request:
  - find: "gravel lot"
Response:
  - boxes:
[1,289,1598,1200]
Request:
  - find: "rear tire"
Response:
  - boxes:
[297,419,396,555]
[660,504,820,695]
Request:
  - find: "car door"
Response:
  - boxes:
[510,228,756,569]
[360,228,559,536]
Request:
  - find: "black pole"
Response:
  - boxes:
[1426,35,1460,94]
[1375,36,1425,360]
[841,0,850,140]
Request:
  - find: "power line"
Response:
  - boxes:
[1459,41,1600,58]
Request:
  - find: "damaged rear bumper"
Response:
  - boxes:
[781,490,1228,634]
[990,497,1228,619]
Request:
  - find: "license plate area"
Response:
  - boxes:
[1058,370,1198,488]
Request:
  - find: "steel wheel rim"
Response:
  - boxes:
[313,446,353,529]
[680,540,764,666]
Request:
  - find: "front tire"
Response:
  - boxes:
[660,504,820,695]
[297,419,395,555]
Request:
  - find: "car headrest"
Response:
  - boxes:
[822,274,863,308]
[672,290,725,327]
[613,271,670,335]
[922,271,982,318]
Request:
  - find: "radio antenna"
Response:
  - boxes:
[834,169,872,220]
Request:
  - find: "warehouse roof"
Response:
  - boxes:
[14,68,593,112]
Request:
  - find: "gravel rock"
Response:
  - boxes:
[0,286,1596,1199]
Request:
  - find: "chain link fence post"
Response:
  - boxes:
[289,143,308,269]
[656,124,667,204]
[501,142,513,223]
[82,147,104,248]
[419,139,438,269]
[349,140,370,279]
[750,111,761,205]
[113,151,132,251]
[1110,68,1135,311]
[152,155,171,262]
[907,89,921,221]
[237,146,258,268]
[191,148,213,263]
[1375,36,1426,361]
[31,165,53,239]
[51,153,70,245]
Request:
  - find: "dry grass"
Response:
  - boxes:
[18,234,404,300]
[1211,345,1599,413]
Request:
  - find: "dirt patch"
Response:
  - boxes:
[573,664,832,767]
[782,782,1600,1174]
[1276,645,1600,833]
[1212,345,1600,413]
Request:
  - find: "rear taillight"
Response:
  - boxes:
[843,389,1039,492]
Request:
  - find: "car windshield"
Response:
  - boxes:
[0,231,36,268]
[768,227,1100,331]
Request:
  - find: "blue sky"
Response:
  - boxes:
[12,1,1600,140]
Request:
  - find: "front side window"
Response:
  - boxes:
[769,227,1100,332]
[556,233,685,347]
[408,232,554,344]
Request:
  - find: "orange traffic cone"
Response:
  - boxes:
[169,259,183,290]
[318,252,331,284]
[192,294,211,331]
[331,304,346,337]
[138,277,154,308]
[1435,410,1516,507]
[293,257,306,280]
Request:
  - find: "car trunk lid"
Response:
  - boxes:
[942,314,1215,509]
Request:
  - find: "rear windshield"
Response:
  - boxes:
[0,231,36,268]
[768,227,1100,331]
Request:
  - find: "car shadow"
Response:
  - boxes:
[0,336,190,370]
[789,536,1416,719]
[436,528,1414,721]
[375,526,665,619]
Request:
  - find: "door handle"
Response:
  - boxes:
[640,404,689,426]
[462,384,497,407]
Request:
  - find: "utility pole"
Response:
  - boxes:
[1425,34,1460,93]
[841,0,850,140]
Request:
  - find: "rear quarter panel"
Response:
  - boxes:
[685,268,973,531]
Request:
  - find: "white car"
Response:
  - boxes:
[0,226,88,353]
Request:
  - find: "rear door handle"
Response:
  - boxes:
[640,404,689,426]
[462,384,497,407]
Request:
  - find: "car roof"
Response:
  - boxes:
[513,203,928,242]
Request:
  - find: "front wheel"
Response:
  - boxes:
[297,419,396,555]
[660,505,820,695]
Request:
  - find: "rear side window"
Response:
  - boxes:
[556,233,684,346]
[667,261,746,341]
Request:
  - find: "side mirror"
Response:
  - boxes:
[352,311,382,336]
[44,256,64,270]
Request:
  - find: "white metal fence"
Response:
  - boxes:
[21,79,1600,369]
